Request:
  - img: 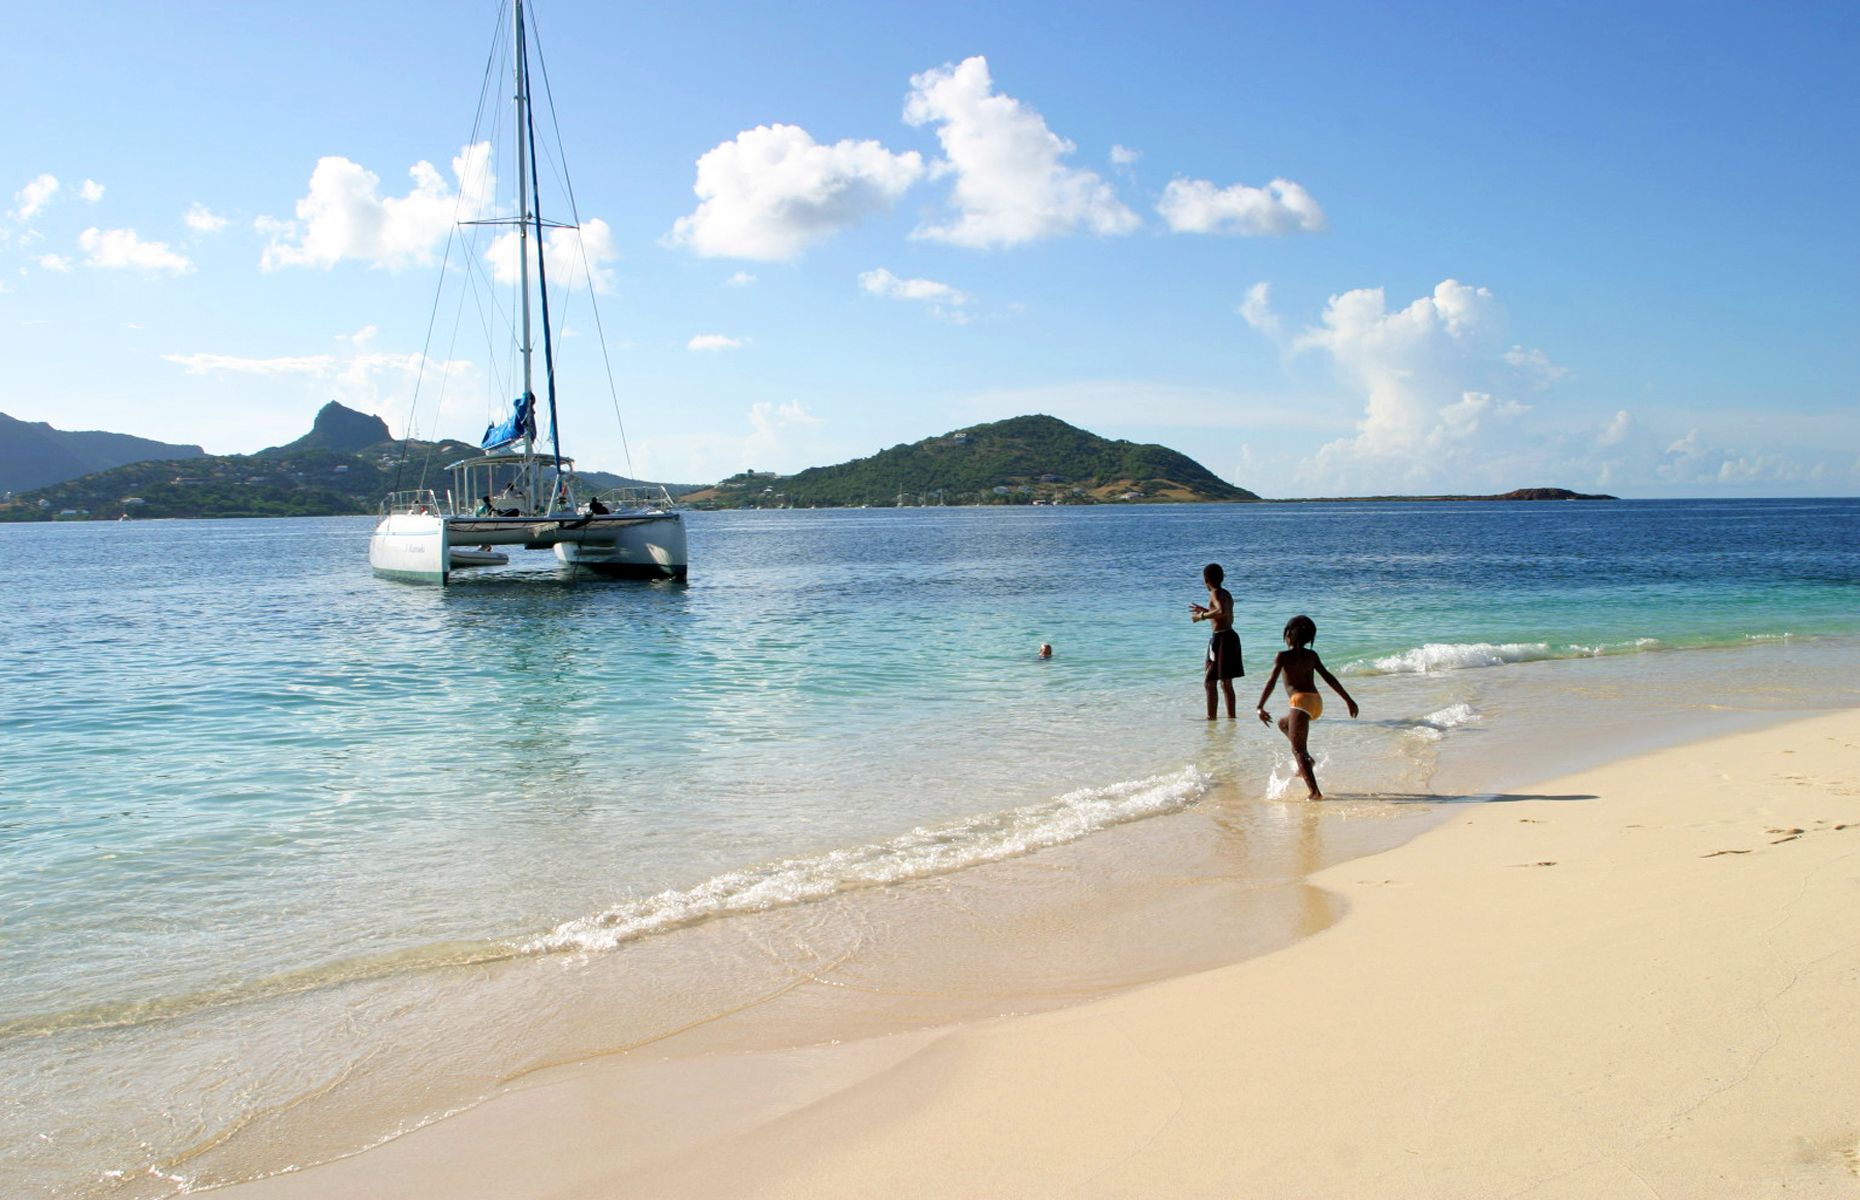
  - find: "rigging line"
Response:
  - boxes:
[530,12,637,479]
[518,8,564,481]
[393,0,509,497]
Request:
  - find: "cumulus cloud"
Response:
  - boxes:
[259,142,495,271]
[485,216,619,294]
[859,266,970,322]
[36,253,73,272]
[185,203,229,234]
[687,334,744,351]
[79,227,193,274]
[668,124,924,261]
[1274,279,1556,490]
[904,56,1139,248]
[1109,144,1142,167]
[1656,429,1818,486]
[1157,177,1326,236]
[11,173,59,221]
[79,179,105,203]
[1238,281,1281,338]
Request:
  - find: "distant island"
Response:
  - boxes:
[0,404,1617,521]
[0,402,690,522]
[686,414,1257,508]
[1281,487,1617,503]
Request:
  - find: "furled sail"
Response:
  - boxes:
[481,392,537,450]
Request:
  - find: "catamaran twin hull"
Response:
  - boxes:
[370,511,687,584]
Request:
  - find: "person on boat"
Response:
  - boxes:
[498,481,526,514]
[474,495,494,516]
[1255,615,1359,800]
[1189,562,1242,719]
[586,495,610,515]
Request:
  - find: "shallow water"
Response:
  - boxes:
[2,499,1856,1196]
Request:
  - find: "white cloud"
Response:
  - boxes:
[1238,281,1281,338]
[485,216,619,294]
[859,266,970,322]
[668,124,924,261]
[1157,177,1326,236]
[161,341,479,440]
[1598,409,1632,448]
[632,401,831,483]
[1283,280,1544,490]
[11,174,59,221]
[1502,344,1569,383]
[185,203,230,234]
[727,270,757,287]
[687,334,744,351]
[260,142,495,271]
[1656,429,1817,486]
[78,227,193,274]
[36,254,73,272]
[1109,144,1142,167]
[79,179,105,203]
[751,400,821,431]
[904,56,1139,248]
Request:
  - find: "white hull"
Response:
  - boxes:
[370,510,685,584]
[554,512,687,579]
[369,512,448,583]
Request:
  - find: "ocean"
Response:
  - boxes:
[3,499,1857,1196]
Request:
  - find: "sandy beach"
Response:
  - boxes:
[218,707,1860,1199]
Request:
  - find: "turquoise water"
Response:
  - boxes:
[3,499,1857,1195]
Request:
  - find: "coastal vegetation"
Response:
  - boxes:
[685,414,1257,508]
[0,403,684,522]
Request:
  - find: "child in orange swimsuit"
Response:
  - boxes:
[1256,615,1358,800]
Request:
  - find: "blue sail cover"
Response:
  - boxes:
[481,393,538,450]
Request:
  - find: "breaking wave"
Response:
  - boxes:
[524,767,1210,955]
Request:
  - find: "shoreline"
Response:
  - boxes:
[214,697,1860,1198]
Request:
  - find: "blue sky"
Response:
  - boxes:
[3,0,1855,496]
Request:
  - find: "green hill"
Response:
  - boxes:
[0,412,204,494]
[0,402,695,521]
[689,415,1257,508]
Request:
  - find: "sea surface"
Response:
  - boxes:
[3,499,1858,1196]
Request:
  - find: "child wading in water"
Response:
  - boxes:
[1189,563,1244,719]
[1257,615,1358,799]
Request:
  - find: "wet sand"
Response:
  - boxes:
[220,707,1860,1198]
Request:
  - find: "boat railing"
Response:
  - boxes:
[380,489,449,517]
[592,486,677,512]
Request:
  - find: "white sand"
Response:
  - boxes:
[224,710,1860,1198]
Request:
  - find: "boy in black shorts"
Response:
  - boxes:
[1189,562,1243,719]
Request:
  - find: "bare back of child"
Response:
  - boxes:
[1255,615,1358,799]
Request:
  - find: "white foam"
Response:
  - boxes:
[522,767,1210,955]
[1346,638,1667,676]
[1409,702,1481,740]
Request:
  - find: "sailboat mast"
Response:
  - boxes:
[513,0,535,459]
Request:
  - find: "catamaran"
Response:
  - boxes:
[369,0,686,584]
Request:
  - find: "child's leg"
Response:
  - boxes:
[1279,711,1319,798]
[1219,679,1236,718]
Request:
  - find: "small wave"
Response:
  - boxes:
[523,767,1209,955]
[1346,638,1665,676]
[1405,702,1481,741]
